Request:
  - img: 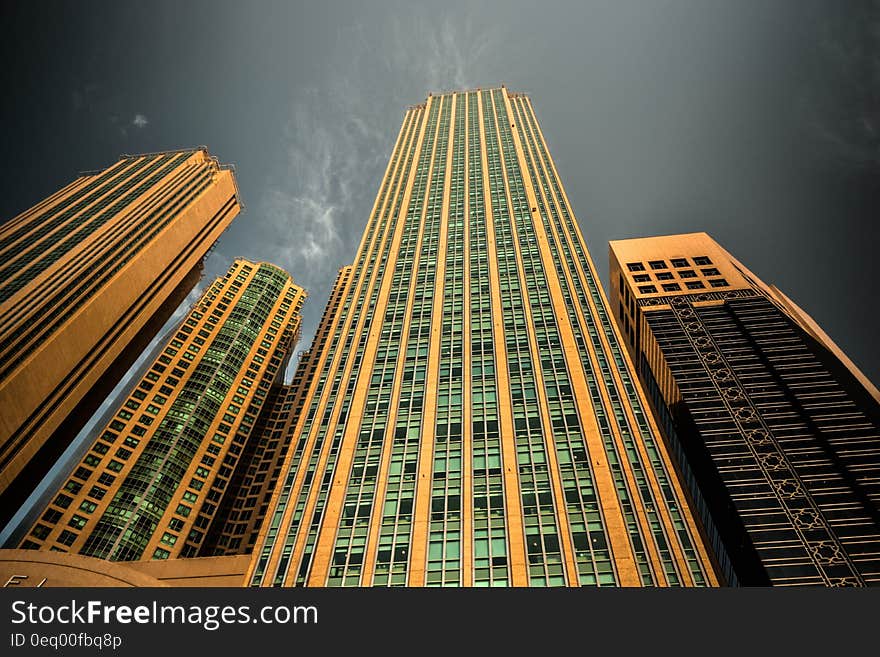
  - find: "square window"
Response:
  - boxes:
[671,258,689,268]
[42,509,62,524]
[685,281,706,290]
[709,278,729,288]
[662,283,681,292]
[57,530,77,547]
[701,267,721,276]
[637,285,657,294]
[53,494,73,509]
[656,272,674,281]
[626,262,645,272]
[88,486,107,500]
[649,260,668,270]
[693,256,712,265]
[31,524,51,540]
[678,269,697,278]
[633,274,651,283]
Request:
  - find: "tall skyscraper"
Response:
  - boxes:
[0,148,242,527]
[248,88,719,587]
[203,265,353,556]
[19,259,306,562]
[609,232,880,586]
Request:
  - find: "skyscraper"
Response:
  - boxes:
[609,232,880,586]
[0,148,242,527]
[203,265,353,557]
[248,88,719,587]
[19,259,306,562]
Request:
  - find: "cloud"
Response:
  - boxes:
[254,10,501,378]
[385,12,501,92]
[132,114,149,129]
[256,81,391,369]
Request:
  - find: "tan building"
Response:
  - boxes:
[18,259,306,563]
[0,549,249,587]
[0,148,242,527]
[248,88,720,587]
[609,232,880,585]
[203,265,352,556]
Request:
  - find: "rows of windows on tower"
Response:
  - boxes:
[1,89,877,588]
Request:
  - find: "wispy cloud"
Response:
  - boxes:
[385,13,501,92]
[256,82,390,362]
[800,1,880,168]
[132,113,149,129]
[255,11,501,376]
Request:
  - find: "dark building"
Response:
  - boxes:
[610,232,880,586]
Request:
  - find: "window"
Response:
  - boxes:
[701,267,721,276]
[633,274,651,283]
[678,269,697,278]
[42,509,62,524]
[88,486,107,500]
[31,525,50,540]
[671,258,689,268]
[693,256,712,266]
[648,260,667,270]
[53,494,73,509]
[685,281,705,290]
[662,283,681,292]
[68,515,87,530]
[709,278,729,288]
[626,262,645,272]
[56,530,77,547]
[656,272,674,281]
[637,285,657,294]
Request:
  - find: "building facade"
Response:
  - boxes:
[0,148,242,526]
[19,259,305,562]
[609,232,880,586]
[247,88,719,587]
[203,265,353,557]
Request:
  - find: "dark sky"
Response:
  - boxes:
[2,0,878,388]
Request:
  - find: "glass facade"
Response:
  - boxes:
[248,89,717,587]
[20,260,305,562]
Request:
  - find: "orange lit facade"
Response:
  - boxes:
[248,89,719,587]
[19,259,305,562]
[0,148,241,527]
[609,232,880,585]
[202,266,353,556]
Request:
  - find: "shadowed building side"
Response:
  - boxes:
[0,148,242,529]
[609,232,880,586]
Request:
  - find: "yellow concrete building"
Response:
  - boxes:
[18,259,305,563]
[0,148,241,528]
[248,88,720,587]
